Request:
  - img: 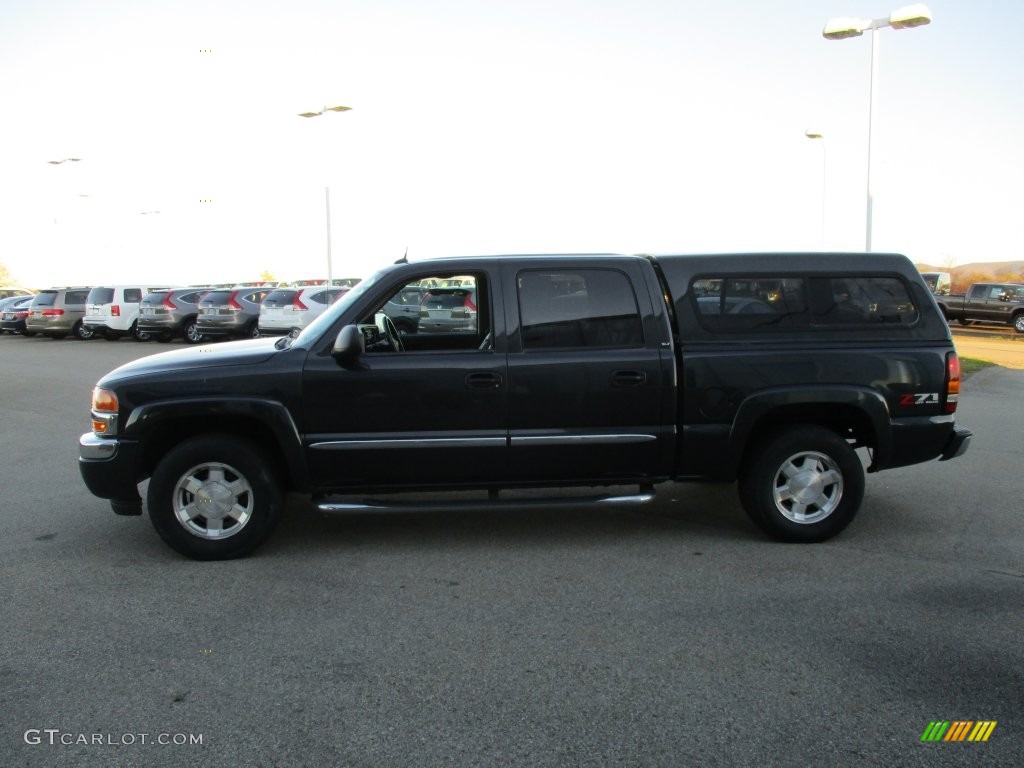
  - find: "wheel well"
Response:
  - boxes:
[739,404,876,470]
[138,417,293,489]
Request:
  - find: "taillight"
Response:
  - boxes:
[42,309,64,317]
[945,352,960,414]
[162,295,176,309]
[465,296,477,312]
[228,293,243,310]
[111,305,120,316]
[292,295,309,311]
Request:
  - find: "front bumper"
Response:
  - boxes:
[79,432,144,506]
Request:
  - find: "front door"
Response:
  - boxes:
[301,269,507,490]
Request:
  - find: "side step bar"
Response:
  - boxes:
[314,488,656,514]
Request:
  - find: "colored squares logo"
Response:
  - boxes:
[921,721,997,742]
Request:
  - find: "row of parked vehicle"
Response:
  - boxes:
[0,278,481,343]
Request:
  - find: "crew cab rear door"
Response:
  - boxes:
[501,259,672,482]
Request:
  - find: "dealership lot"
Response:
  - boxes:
[2,336,1021,767]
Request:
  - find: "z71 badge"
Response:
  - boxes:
[900,393,940,406]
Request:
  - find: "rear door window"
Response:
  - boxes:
[123,288,143,303]
[517,269,644,349]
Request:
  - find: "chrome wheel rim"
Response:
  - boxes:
[185,322,201,343]
[1015,315,1024,333]
[172,462,254,540]
[772,451,843,524]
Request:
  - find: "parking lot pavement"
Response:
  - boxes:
[2,336,1022,767]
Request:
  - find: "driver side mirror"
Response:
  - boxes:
[331,324,365,364]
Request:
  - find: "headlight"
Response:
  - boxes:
[91,387,119,435]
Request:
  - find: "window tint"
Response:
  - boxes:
[87,288,115,304]
[179,291,204,304]
[33,291,58,307]
[199,291,232,305]
[518,269,644,349]
[692,277,808,330]
[141,292,168,306]
[811,277,918,325]
[65,290,90,304]
[263,289,298,307]
[123,289,143,303]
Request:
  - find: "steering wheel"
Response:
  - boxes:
[375,313,404,352]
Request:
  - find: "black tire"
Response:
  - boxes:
[74,321,96,340]
[1014,314,1024,334]
[246,322,260,339]
[132,321,151,342]
[183,318,203,344]
[738,424,864,543]
[147,434,283,560]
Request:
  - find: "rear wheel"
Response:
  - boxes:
[246,322,261,339]
[147,435,283,560]
[183,318,203,344]
[74,321,96,340]
[1014,314,1024,334]
[739,425,864,542]
[133,321,151,342]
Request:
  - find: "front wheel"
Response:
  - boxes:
[147,435,283,560]
[738,425,864,542]
[1014,314,1024,334]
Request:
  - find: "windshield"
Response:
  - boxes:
[290,272,383,347]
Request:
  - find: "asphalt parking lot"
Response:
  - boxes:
[2,335,1022,767]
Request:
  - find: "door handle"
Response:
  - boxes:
[611,370,646,387]
[465,372,502,390]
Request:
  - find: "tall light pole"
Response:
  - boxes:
[804,130,826,248]
[298,105,352,285]
[823,4,932,252]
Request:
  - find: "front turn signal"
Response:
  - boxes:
[91,388,119,434]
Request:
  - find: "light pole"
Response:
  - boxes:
[298,105,352,285]
[804,130,826,248]
[823,4,932,252]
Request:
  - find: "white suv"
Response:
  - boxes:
[84,285,169,341]
[258,286,347,335]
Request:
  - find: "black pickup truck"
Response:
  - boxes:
[936,282,1024,333]
[79,252,971,559]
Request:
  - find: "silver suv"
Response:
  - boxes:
[138,288,209,344]
[196,287,271,340]
[25,287,94,339]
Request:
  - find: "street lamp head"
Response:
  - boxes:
[889,4,932,30]
[298,111,322,118]
[805,130,824,140]
[324,105,352,113]
[823,17,868,39]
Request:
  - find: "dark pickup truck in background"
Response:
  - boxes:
[80,252,971,559]
[936,282,1024,333]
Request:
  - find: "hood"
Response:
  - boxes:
[99,338,282,385]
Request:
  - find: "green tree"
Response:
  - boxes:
[259,269,277,283]
[0,262,11,284]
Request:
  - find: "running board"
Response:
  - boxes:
[314,489,656,514]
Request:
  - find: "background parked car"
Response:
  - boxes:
[0,295,34,334]
[381,286,424,334]
[25,287,94,339]
[0,286,34,301]
[83,285,168,341]
[258,286,347,336]
[137,288,209,344]
[418,286,478,333]
[196,286,271,340]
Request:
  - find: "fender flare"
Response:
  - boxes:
[124,396,309,490]
[729,385,892,471]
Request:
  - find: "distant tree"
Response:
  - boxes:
[0,262,11,284]
[259,269,277,283]
[952,270,993,294]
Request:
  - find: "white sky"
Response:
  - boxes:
[1,0,1021,287]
